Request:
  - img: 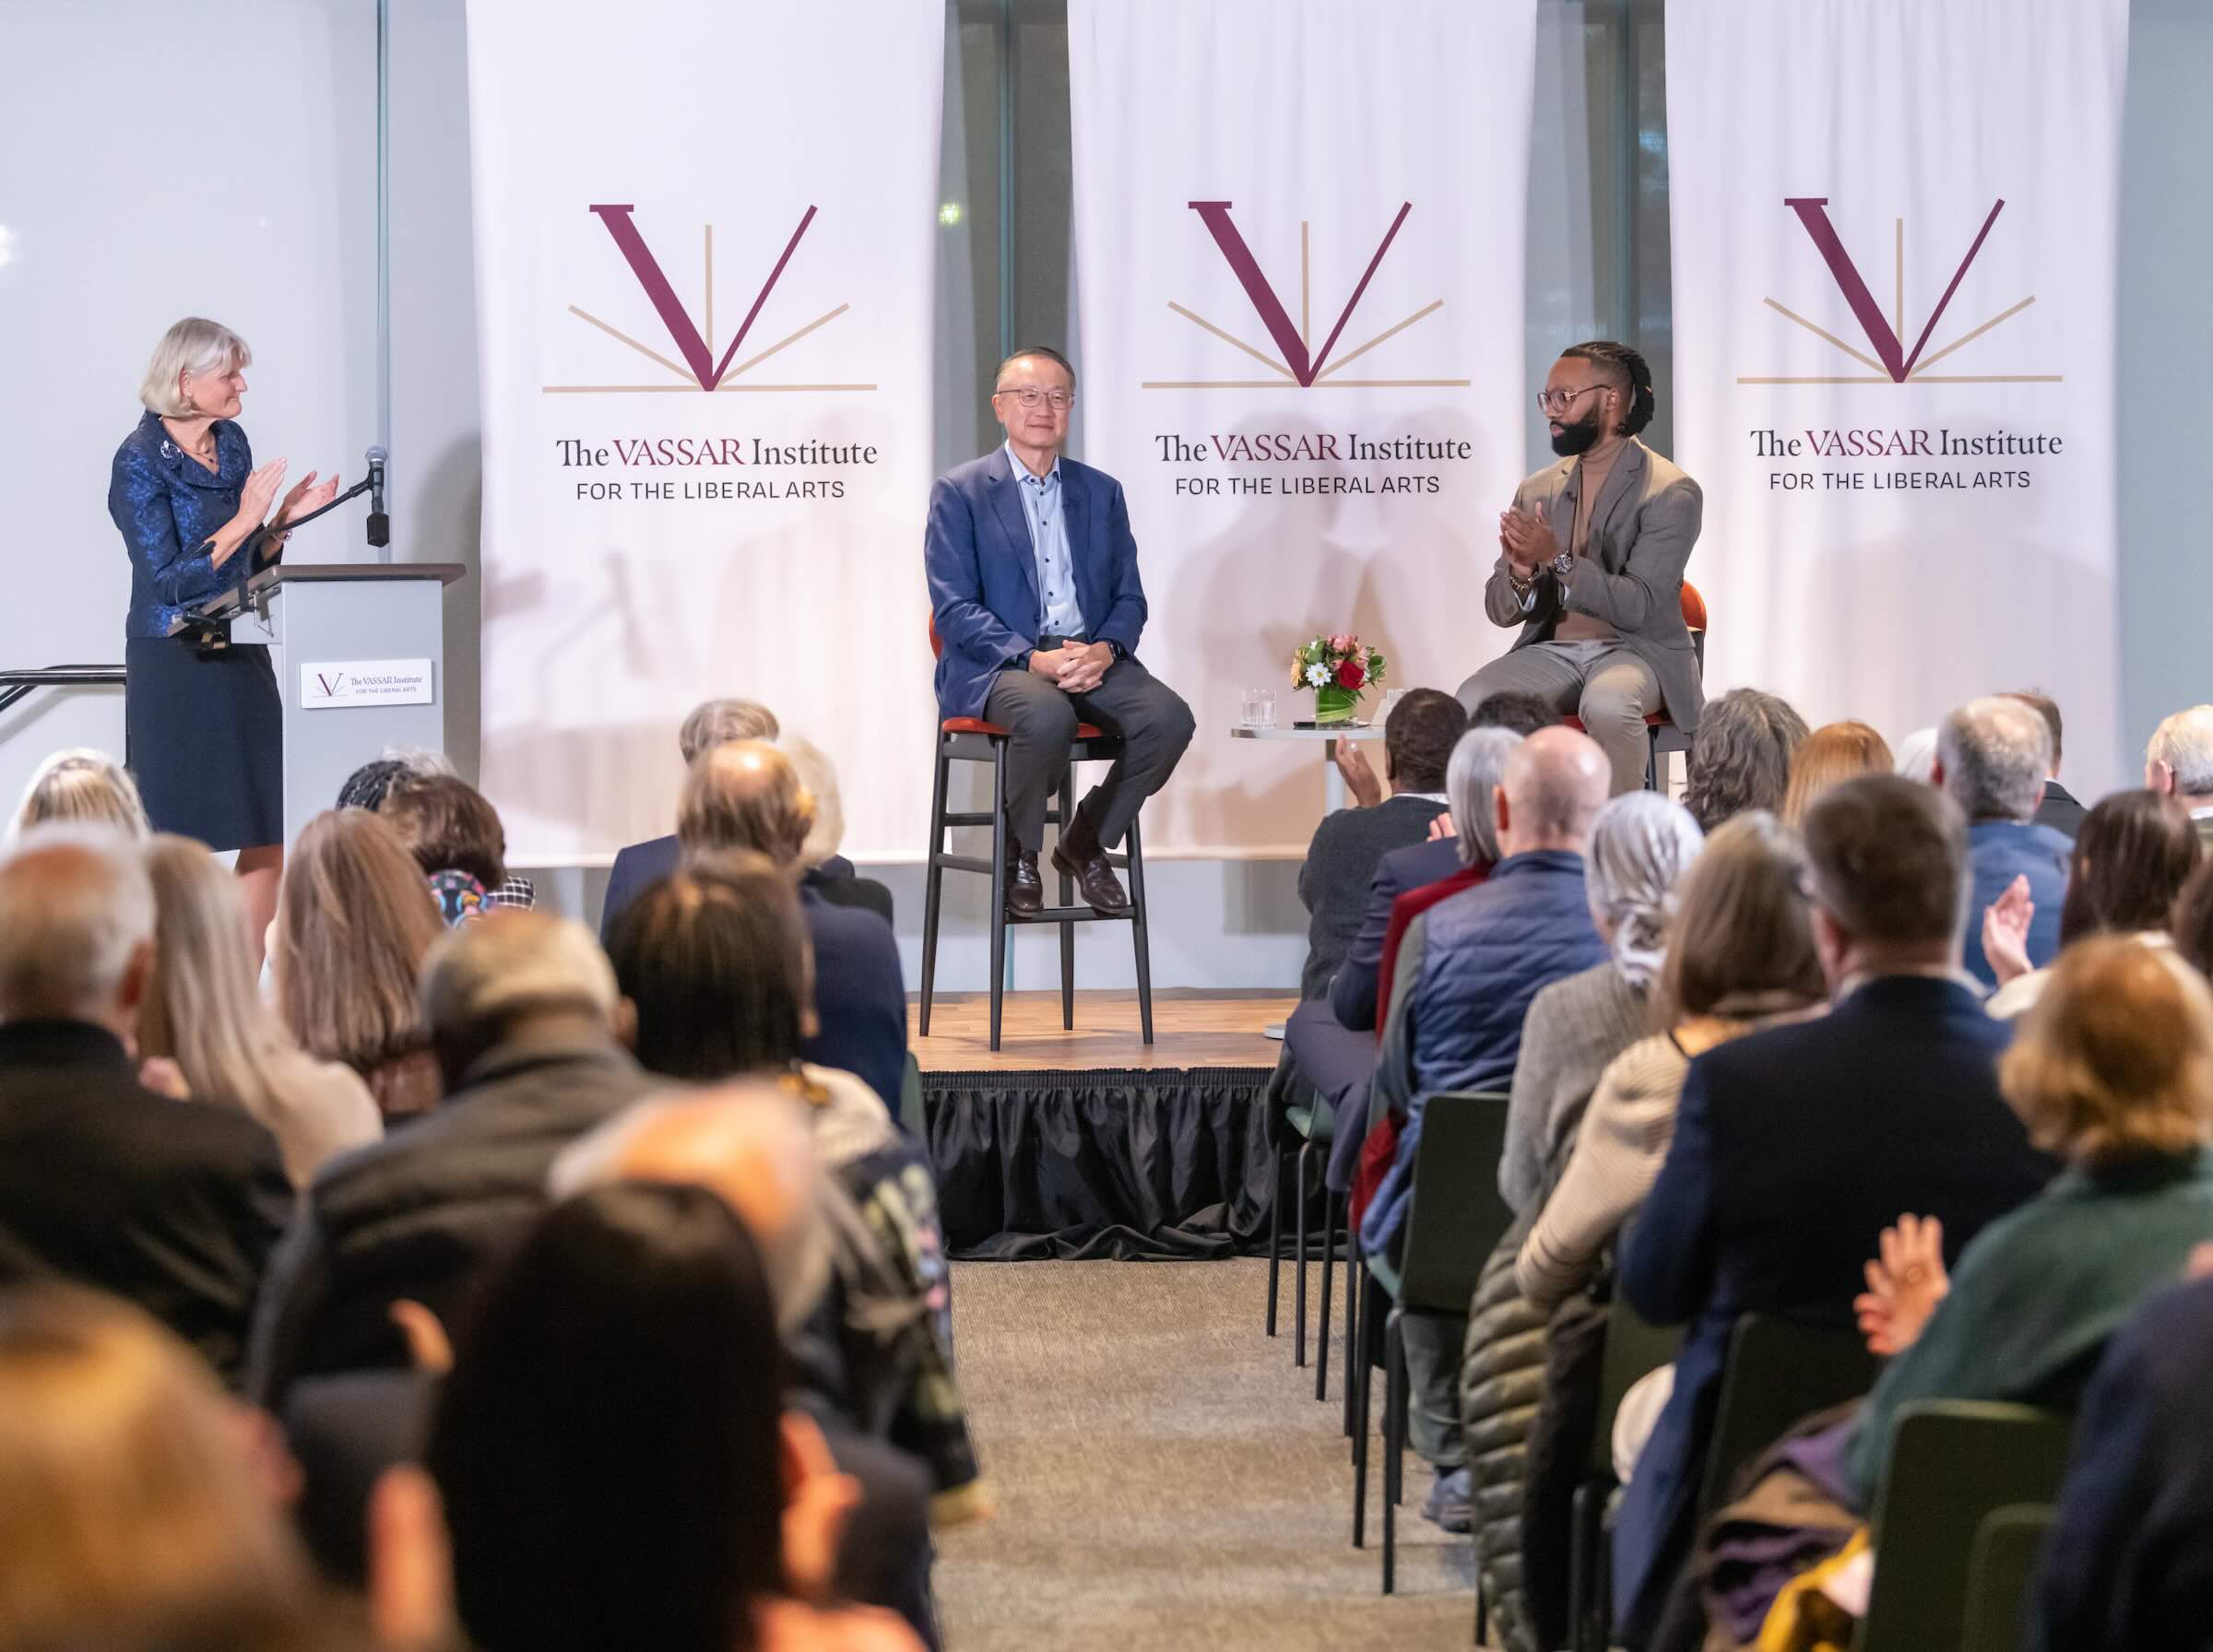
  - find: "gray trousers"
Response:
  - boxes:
[981,656,1195,852]
[1457,639,1663,796]
[1401,1311,1467,1469]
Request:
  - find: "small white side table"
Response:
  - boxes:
[1228,720,1389,814]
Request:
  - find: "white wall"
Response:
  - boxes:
[0,2,378,813]
[6,0,2206,990]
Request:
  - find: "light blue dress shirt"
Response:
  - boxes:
[1004,441,1085,639]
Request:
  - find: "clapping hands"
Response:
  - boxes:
[1854,1212,1950,1357]
[1981,875,2036,987]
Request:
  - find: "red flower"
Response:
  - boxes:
[1335,659,1366,690]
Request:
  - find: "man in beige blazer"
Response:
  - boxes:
[1457,341,1704,795]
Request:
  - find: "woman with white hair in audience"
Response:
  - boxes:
[10,749,149,839]
[1497,790,1706,1215]
[778,733,893,925]
[137,834,381,1186]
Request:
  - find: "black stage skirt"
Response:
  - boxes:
[124,634,283,851]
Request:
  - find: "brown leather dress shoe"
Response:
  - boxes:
[1052,836,1130,914]
[1006,847,1043,916]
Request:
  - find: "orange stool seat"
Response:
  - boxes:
[941,716,1107,740]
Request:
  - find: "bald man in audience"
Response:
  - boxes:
[0,825,289,1385]
[1358,726,1614,1531]
[672,742,909,1112]
[600,696,781,940]
[551,1090,944,1646]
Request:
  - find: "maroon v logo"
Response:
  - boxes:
[1187,200,1411,385]
[588,204,817,390]
[1784,197,2004,383]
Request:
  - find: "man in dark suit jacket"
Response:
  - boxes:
[248,912,665,1406]
[2004,690,2088,840]
[0,830,290,1386]
[1614,775,2056,1648]
[925,345,1194,916]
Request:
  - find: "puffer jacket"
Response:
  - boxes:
[1460,1205,1553,1652]
[1361,850,1605,1257]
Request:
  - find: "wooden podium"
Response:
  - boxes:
[175,562,467,849]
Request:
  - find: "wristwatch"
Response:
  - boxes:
[1549,549,1576,581]
[1103,639,1125,662]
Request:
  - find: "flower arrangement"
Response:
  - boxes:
[1289,631,1388,725]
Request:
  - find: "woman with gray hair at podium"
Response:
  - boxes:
[108,317,337,961]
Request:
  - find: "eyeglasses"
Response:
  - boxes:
[993,386,1074,410]
[1535,384,1610,416]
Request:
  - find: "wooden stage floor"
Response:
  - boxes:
[908,988,1296,1073]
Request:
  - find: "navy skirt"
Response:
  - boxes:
[124,635,283,851]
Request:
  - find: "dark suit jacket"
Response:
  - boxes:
[2033,1275,2213,1652]
[801,886,909,1112]
[924,447,1148,719]
[1329,835,1465,1032]
[1296,793,1450,1001]
[1483,437,1706,731]
[1611,975,2056,1638]
[2032,779,2088,841]
[0,1020,290,1386]
[602,841,886,943]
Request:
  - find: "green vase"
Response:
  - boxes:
[1312,684,1359,725]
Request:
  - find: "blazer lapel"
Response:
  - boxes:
[1060,465,1095,629]
[984,458,1042,621]
[1589,439,1648,561]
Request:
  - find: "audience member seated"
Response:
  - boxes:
[677,743,908,1111]
[337,745,537,911]
[2175,857,2213,979]
[2030,1268,2213,1652]
[550,1090,953,1642]
[2147,703,2213,854]
[271,809,447,1122]
[0,830,289,1386]
[1517,811,1827,1311]
[0,1285,315,1648]
[139,834,381,1186]
[1359,726,1612,1528]
[780,733,896,925]
[1500,792,1702,1213]
[2006,689,2087,839]
[1779,720,1891,830]
[597,856,978,1512]
[247,910,665,1405]
[1326,690,1557,1035]
[1839,938,2213,1506]
[1612,775,2055,1648]
[9,748,149,839]
[1679,688,1809,834]
[425,1182,926,1652]
[1891,726,1938,783]
[1321,726,1522,1199]
[380,773,532,920]
[1935,694,2072,988]
[601,695,781,939]
[1982,790,2199,1018]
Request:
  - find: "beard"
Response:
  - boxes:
[1549,404,1604,456]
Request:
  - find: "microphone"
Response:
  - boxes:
[366,445,390,549]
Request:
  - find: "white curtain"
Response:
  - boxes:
[1068,0,1541,854]
[467,0,945,862]
[1666,0,2130,790]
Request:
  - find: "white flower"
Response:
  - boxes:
[1305,663,1331,688]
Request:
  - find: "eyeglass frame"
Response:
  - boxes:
[1534,384,1615,416]
[991,385,1075,410]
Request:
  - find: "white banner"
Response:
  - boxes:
[1667,0,2129,791]
[466,0,943,862]
[1069,0,1540,854]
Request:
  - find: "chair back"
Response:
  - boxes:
[1959,1504,2058,1652]
[1697,1314,1881,1516]
[1679,581,1707,670]
[1586,1292,1685,1476]
[1856,1403,2071,1652]
[927,612,944,659]
[1396,1091,1512,1315]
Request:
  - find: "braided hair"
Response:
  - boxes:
[1561,339,1656,437]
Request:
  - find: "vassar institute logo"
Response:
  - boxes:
[1144,202,1467,391]
[1741,197,2058,387]
[543,206,870,395]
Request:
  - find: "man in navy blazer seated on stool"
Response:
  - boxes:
[925,345,1194,915]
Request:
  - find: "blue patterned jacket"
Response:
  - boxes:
[109,409,277,638]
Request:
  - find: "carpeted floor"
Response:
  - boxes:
[935,1257,1484,1651]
